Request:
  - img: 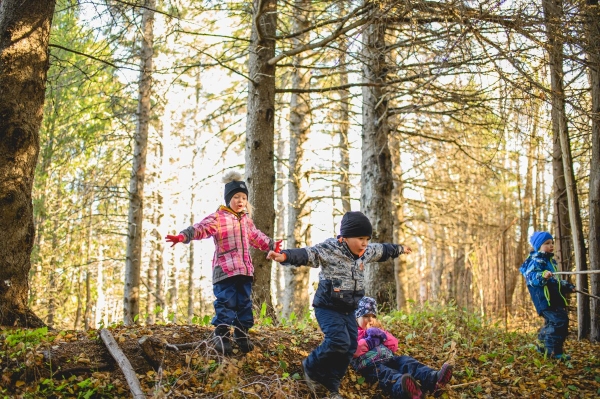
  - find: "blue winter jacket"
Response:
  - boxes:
[519,251,573,315]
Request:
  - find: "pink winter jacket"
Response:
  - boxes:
[180,206,273,282]
[354,326,399,358]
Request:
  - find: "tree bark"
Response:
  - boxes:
[584,0,600,342]
[282,0,311,320]
[543,0,589,338]
[0,0,55,328]
[543,0,573,274]
[124,0,155,325]
[360,6,395,308]
[337,2,352,214]
[245,0,278,313]
[389,133,407,310]
[274,129,286,313]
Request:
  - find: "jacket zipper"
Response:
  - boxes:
[239,215,248,275]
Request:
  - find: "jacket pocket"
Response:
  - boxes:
[218,247,237,256]
[330,279,364,309]
[217,247,239,275]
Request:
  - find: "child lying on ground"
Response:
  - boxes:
[351,297,453,399]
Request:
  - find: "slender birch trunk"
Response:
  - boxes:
[390,134,407,310]
[273,128,286,312]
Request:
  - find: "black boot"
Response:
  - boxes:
[212,325,232,355]
[233,327,254,354]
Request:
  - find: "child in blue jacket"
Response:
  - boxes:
[267,211,412,399]
[519,231,575,360]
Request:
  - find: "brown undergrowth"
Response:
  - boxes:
[1,304,599,398]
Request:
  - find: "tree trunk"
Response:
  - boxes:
[584,0,600,342]
[360,7,395,308]
[426,210,440,302]
[84,199,94,330]
[47,213,59,327]
[544,0,589,339]
[124,0,155,325]
[0,0,55,328]
[389,133,406,310]
[95,245,106,328]
[337,2,351,214]
[282,0,311,320]
[245,0,277,313]
[543,0,573,275]
[273,128,286,313]
[167,264,178,323]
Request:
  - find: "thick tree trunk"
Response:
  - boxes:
[543,0,589,338]
[584,0,600,342]
[360,8,395,308]
[124,0,155,325]
[282,0,311,320]
[0,0,55,328]
[245,0,277,313]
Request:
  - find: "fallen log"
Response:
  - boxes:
[99,328,146,399]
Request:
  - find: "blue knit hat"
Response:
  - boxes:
[530,231,553,251]
[355,297,378,318]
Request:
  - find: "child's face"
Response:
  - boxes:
[357,314,376,329]
[229,192,248,213]
[539,238,554,253]
[344,236,370,256]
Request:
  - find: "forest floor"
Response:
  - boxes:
[1,304,599,398]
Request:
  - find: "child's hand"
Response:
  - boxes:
[366,327,387,342]
[266,250,285,262]
[364,335,381,350]
[165,234,185,247]
[542,270,553,279]
[403,246,412,254]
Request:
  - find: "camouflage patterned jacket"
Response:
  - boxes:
[280,238,405,312]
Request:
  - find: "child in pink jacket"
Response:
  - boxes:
[352,297,453,399]
[166,171,278,355]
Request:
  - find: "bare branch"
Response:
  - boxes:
[49,43,124,70]
[267,16,370,66]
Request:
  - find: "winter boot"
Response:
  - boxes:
[233,327,255,353]
[433,362,453,397]
[212,325,232,355]
[399,374,422,399]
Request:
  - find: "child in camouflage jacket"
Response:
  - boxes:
[267,211,411,399]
